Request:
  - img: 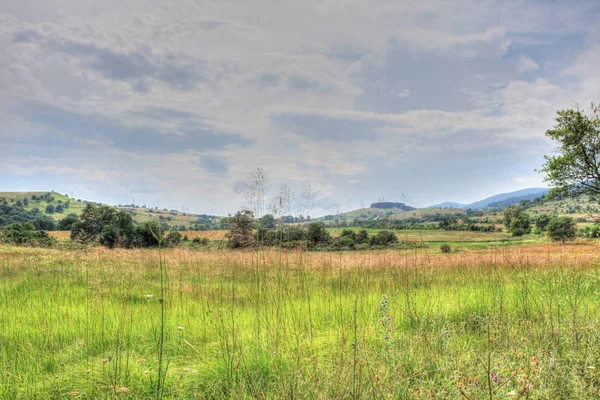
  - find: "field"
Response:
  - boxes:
[2,240,600,398]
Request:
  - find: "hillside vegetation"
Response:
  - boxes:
[0,191,224,230]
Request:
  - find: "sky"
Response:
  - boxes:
[1,0,599,215]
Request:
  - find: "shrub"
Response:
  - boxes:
[306,223,331,247]
[0,223,55,247]
[226,210,256,248]
[356,229,369,244]
[370,230,398,246]
[57,214,79,231]
[546,217,577,243]
[45,204,55,214]
[440,243,451,253]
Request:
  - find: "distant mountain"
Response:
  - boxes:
[487,192,548,209]
[427,201,466,209]
[428,188,550,210]
[464,188,549,210]
[370,202,416,211]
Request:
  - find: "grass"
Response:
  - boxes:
[2,242,600,398]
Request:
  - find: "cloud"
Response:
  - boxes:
[272,112,386,141]
[199,154,230,175]
[13,28,203,90]
[0,1,598,214]
[287,75,322,90]
[15,100,252,154]
[517,55,540,73]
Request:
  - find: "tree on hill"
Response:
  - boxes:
[541,104,600,220]
[45,204,55,214]
[55,204,64,213]
[546,216,577,243]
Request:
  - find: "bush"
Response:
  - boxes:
[370,230,398,246]
[440,243,451,253]
[226,210,256,248]
[356,229,369,244]
[45,204,55,214]
[546,217,577,243]
[307,223,331,247]
[57,214,79,231]
[0,223,55,247]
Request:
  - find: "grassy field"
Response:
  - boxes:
[2,241,600,398]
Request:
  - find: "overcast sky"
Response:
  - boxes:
[1,0,599,215]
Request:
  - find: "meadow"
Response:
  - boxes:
[2,240,600,399]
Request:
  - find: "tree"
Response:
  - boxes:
[503,206,531,236]
[301,184,318,219]
[55,204,64,213]
[258,214,276,229]
[244,167,270,218]
[45,204,55,214]
[306,223,331,247]
[226,210,256,248]
[541,104,600,220]
[546,216,577,243]
[0,222,55,246]
[534,213,552,231]
[509,213,531,237]
[57,213,80,231]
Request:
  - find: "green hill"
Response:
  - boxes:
[0,191,223,230]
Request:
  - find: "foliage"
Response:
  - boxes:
[306,223,331,247]
[70,204,175,248]
[0,223,55,247]
[440,243,451,253]
[541,104,600,220]
[546,216,577,243]
[57,213,80,231]
[226,210,256,248]
[369,230,398,246]
[0,202,57,231]
[504,206,531,236]
[534,213,552,231]
[45,204,55,214]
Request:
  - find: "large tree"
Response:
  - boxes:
[541,104,600,219]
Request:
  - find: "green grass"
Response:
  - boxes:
[2,244,600,398]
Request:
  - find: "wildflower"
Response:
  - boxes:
[144,370,150,375]
[144,294,154,299]
[177,326,184,331]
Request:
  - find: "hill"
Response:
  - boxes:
[0,191,223,230]
[370,202,415,211]
[464,188,550,210]
[487,192,548,209]
[427,201,466,209]
[430,188,550,210]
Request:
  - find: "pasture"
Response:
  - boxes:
[2,241,600,398]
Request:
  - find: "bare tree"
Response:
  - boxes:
[271,183,295,226]
[244,167,270,218]
[301,184,318,219]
